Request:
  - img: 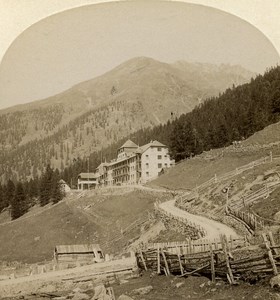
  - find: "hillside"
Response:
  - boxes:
[0,188,170,263]
[1,117,280,263]
[151,119,280,191]
[0,57,254,182]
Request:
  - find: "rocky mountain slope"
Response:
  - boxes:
[0,57,254,181]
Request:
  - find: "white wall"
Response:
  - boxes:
[141,146,172,184]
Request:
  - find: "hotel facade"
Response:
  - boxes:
[78,140,175,189]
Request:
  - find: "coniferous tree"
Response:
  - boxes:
[6,179,15,207]
[11,182,27,220]
[29,177,39,199]
[0,184,5,212]
[39,164,53,206]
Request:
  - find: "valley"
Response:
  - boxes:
[1,118,280,299]
[1,61,280,300]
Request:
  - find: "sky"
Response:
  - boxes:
[0,0,280,109]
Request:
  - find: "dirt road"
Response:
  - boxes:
[159,199,238,240]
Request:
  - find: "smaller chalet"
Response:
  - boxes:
[78,173,98,190]
[54,244,104,265]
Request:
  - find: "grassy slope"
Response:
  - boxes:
[151,120,280,191]
[0,189,168,263]
[150,150,265,190]
[0,201,102,263]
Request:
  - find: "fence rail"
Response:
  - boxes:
[227,207,264,231]
[136,232,280,284]
[175,152,280,232]
[230,181,280,210]
[144,236,248,255]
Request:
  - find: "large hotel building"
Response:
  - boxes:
[77,140,175,190]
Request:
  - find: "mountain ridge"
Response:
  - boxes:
[0,57,254,181]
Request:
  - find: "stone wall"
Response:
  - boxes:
[154,207,204,240]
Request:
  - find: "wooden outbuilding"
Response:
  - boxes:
[54,244,104,265]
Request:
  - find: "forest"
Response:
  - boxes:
[0,65,279,219]
[61,66,280,180]
[0,165,64,219]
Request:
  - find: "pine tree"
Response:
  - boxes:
[11,182,27,220]
[0,184,5,212]
[39,164,53,206]
[6,179,15,207]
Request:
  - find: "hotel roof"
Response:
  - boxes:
[119,139,138,149]
[136,140,167,153]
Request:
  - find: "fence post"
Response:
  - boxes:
[262,233,278,275]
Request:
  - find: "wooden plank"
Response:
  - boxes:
[161,251,170,276]
[268,232,279,255]
[209,244,216,283]
[262,233,278,275]
[220,234,236,285]
[157,246,161,274]
[178,254,184,275]
[139,251,147,271]
[178,263,210,277]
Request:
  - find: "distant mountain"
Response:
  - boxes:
[0,57,254,182]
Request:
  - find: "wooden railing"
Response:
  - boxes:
[136,232,280,284]
[230,181,280,210]
[144,236,248,255]
[175,152,280,232]
[226,207,264,232]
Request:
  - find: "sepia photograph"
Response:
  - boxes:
[0,0,280,299]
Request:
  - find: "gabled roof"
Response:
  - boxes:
[78,173,98,179]
[55,244,101,254]
[137,140,167,154]
[119,139,138,149]
[96,162,110,169]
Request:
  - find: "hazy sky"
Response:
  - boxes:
[0,0,280,110]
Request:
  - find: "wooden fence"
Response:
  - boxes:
[175,152,280,233]
[136,232,280,284]
[144,236,248,255]
[196,155,272,193]
[230,181,280,210]
[226,207,264,232]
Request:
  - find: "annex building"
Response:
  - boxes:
[78,140,174,189]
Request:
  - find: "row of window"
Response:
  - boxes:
[145,154,169,159]
[145,163,168,168]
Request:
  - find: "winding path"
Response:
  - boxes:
[159,199,238,240]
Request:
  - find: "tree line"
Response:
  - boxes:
[1,65,280,220]
[61,65,280,182]
[0,165,64,220]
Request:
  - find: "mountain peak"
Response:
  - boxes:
[111,56,163,74]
